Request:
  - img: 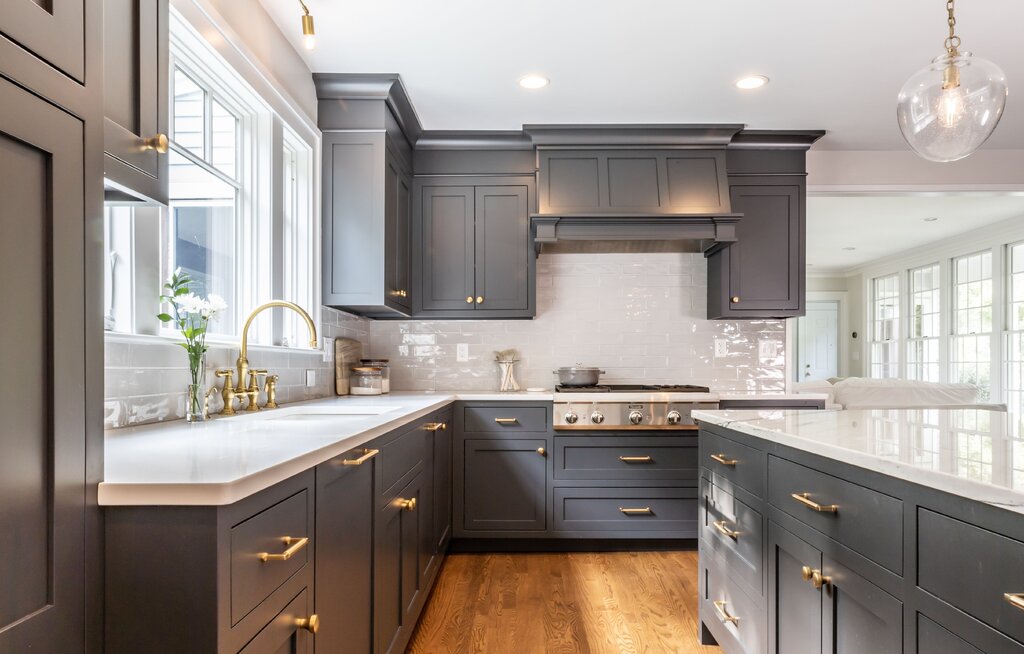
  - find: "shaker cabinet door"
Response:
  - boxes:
[475,185,530,312]
[419,186,475,311]
[0,0,86,82]
[0,76,87,654]
[463,439,548,532]
[768,523,823,654]
[103,0,169,203]
[821,556,902,654]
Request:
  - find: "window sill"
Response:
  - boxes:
[104,330,324,356]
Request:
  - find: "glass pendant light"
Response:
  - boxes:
[896,0,1008,162]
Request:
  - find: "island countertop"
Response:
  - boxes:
[693,407,1024,515]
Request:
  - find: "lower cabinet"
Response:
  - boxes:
[240,589,314,654]
[375,471,427,654]
[462,438,548,533]
[767,523,823,654]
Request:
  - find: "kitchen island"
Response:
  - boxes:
[693,407,1024,654]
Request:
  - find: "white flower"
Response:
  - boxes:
[203,294,227,320]
[175,293,206,316]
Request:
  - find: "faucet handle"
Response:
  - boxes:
[215,369,235,382]
[265,374,280,409]
[248,369,269,391]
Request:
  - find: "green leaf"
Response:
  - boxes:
[174,287,190,297]
[157,313,173,323]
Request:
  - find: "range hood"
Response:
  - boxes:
[525,124,744,254]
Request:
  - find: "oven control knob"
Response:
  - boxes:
[667,410,682,425]
[564,411,579,425]
[590,411,605,425]
[628,410,644,425]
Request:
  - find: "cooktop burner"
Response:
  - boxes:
[555,384,711,394]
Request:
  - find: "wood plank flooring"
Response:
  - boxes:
[407,551,720,654]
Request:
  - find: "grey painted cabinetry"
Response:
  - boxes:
[102,0,169,204]
[698,421,1024,654]
[322,132,413,317]
[413,177,535,318]
[0,0,86,83]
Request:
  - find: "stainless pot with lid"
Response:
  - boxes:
[553,365,606,387]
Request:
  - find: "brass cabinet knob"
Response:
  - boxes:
[466,296,474,304]
[537,447,546,456]
[399,497,416,511]
[296,614,320,634]
[730,296,740,304]
[811,570,831,590]
[142,133,169,154]
[476,296,484,304]
[801,565,814,582]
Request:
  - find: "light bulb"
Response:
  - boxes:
[936,85,967,128]
[303,34,317,50]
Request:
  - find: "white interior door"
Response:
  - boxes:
[797,301,839,381]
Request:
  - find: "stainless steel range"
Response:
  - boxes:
[553,384,719,430]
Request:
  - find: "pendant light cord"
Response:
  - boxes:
[945,0,961,55]
[298,0,311,17]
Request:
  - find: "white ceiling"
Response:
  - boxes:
[258,0,1024,150]
[806,195,1024,273]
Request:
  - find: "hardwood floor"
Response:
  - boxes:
[407,550,720,654]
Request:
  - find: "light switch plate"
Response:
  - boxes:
[759,340,779,359]
[714,339,729,358]
[322,338,333,363]
[305,370,316,387]
[457,343,470,362]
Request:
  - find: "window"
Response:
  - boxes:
[1007,243,1024,422]
[870,274,900,378]
[103,8,316,347]
[951,251,993,399]
[907,263,941,382]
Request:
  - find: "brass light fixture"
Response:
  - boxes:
[896,0,1008,162]
[299,0,316,50]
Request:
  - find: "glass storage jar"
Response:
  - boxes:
[360,358,391,393]
[349,367,384,396]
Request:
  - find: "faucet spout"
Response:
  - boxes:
[236,301,318,391]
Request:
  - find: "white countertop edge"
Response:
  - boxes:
[693,409,1024,515]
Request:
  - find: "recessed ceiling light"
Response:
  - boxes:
[735,75,769,90]
[924,217,939,222]
[518,75,550,90]
[842,247,857,251]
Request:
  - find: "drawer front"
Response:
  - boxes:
[919,509,1024,644]
[700,478,764,596]
[703,561,765,654]
[379,423,427,495]
[768,456,903,574]
[230,490,311,625]
[238,588,312,654]
[917,614,984,654]
[700,428,766,498]
[463,405,549,433]
[554,435,698,481]
[553,487,697,533]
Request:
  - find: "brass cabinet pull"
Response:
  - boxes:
[619,507,653,515]
[390,289,408,298]
[466,296,474,304]
[258,536,309,562]
[1005,593,1024,611]
[399,497,417,511]
[439,422,447,430]
[537,447,546,456]
[791,492,838,513]
[712,600,740,625]
[476,296,484,304]
[423,422,445,431]
[801,565,814,582]
[295,614,320,634]
[340,448,379,466]
[713,520,741,539]
[730,296,740,304]
[710,453,737,467]
[495,417,519,424]
[142,133,169,154]
[619,455,653,463]
[811,570,831,590]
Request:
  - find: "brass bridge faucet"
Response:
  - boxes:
[234,300,318,404]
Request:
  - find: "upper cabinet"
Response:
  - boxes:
[413,177,535,319]
[102,0,169,204]
[0,0,86,83]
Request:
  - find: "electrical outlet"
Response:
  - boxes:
[714,339,729,358]
[456,343,470,362]
[759,340,779,359]
[322,338,333,363]
[305,370,316,387]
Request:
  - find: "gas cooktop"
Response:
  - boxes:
[555,384,711,394]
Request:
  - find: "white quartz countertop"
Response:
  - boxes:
[693,408,1024,515]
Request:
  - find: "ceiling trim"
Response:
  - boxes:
[313,72,423,143]
[729,130,826,149]
[415,131,534,151]
[524,124,744,148]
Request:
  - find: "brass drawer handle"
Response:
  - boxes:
[791,492,838,513]
[494,417,519,424]
[399,497,417,511]
[712,600,740,624]
[619,507,653,515]
[423,422,445,431]
[1005,594,1024,611]
[295,614,320,634]
[619,455,653,463]
[340,448,379,466]
[713,520,740,539]
[258,536,309,562]
[710,453,737,467]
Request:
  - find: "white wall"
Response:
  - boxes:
[807,149,1024,191]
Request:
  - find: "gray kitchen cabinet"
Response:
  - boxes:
[0,72,90,654]
[0,0,86,83]
[432,413,454,557]
[413,177,535,318]
[315,446,376,654]
[821,555,902,654]
[239,589,313,654]
[102,0,169,204]
[768,523,823,654]
[462,439,548,532]
[708,180,804,318]
[322,132,413,317]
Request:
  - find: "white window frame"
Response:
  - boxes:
[906,263,942,383]
[870,273,901,378]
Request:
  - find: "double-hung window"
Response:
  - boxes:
[870,274,900,378]
[1006,243,1024,420]
[906,264,941,382]
[951,251,993,399]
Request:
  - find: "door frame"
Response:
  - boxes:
[786,291,848,387]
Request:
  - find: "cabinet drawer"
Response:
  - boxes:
[553,487,697,533]
[700,478,763,596]
[230,490,311,626]
[554,435,698,481]
[379,423,427,495]
[238,587,312,654]
[919,509,1024,644]
[702,561,765,654]
[700,428,766,498]
[768,456,903,574]
[464,405,549,433]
